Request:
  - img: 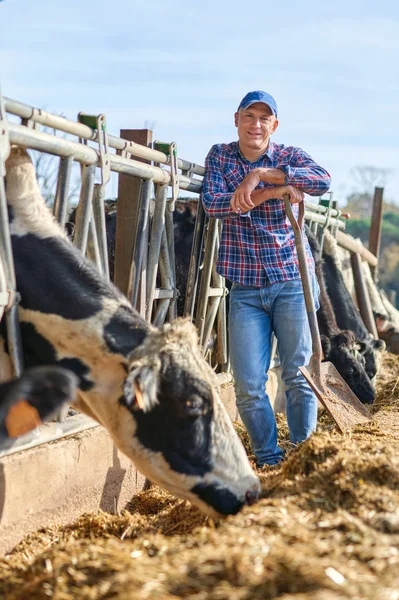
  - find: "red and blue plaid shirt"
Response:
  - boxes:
[201,141,331,286]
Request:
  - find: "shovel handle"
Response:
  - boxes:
[283,194,322,364]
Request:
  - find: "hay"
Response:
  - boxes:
[1,355,399,599]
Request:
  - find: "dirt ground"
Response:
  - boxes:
[1,353,398,600]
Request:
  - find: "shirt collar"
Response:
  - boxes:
[232,140,275,162]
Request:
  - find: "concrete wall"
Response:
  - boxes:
[0,383,240,556]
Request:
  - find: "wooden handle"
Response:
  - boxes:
[283,194,322,364]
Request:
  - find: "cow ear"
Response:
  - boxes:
[335,330,355,347]
[123,366,159,413]
[373,339,386,351]
[2,398,42,441]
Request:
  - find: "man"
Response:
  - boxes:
[201,90,331,466]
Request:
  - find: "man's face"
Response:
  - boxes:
[235,102,279,155]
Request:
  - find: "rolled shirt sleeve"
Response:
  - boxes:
[201,145,240,219]
[281,148,331,196]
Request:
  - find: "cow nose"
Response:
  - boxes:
[245,488,259,506]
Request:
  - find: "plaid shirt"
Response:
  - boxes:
[201,141,331,286]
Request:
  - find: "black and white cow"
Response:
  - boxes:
[322,230,385,381]
[1,148,260,516]
[305,227,375,404]
[0,365,78,447]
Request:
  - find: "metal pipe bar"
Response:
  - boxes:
[150,227,174,326]
[202,295,221,355]
[5,97,205,176]
[0,413,98,459]
[165,209,177,322]
[153,289,173,299]
[53,156,73,227]
[145,184,168,322]
[212,223,228,366]
[92,184,110,280]
[304,210,344,229]
[87,210,103,273]
[158,226,174,319]
[195,218,218,346]
[184,202,206,318]
[153,300,170,328]
[73,164,96,254]
[128,179,152,307]
[305,201,341,217]
[207,287,224,297]
[0,177,24,376]
[217,292,228,366]
[8,123,202,193]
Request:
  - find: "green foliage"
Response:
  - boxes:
[345,211,399,308]
[345,213,399,249]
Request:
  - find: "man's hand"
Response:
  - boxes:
[231,183,304,214]
[276,185,304,204]
[230,171,261,213]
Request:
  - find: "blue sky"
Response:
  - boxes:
[1,0,399,206]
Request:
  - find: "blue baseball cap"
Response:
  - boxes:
[237,91,278,117]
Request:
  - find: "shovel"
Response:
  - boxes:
[283,194,372,433]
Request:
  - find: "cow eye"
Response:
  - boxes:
[184,395,208,419]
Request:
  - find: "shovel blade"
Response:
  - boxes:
[300,361,373,433]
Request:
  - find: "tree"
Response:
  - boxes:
[350,165,391,194]
[344,165,392,218]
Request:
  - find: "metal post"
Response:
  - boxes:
[202,296,221,355]
[157,227,174,323]
[0,178,24,376]
[87,208,103,273]
[53,156,73,227]
[214,222,228,367]
[92,184,110,280]
[184,201,206,319]
[128,178,152,309]
[368,186,384,281]
[73,163,96,254]
[165,208,177,321]
[351,252,378,338]
[195,218,218,347]
[145,184,168,322]
[0,94,24,376]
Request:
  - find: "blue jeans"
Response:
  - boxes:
[229,278,320,466]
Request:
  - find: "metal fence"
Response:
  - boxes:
[0,93,347,457]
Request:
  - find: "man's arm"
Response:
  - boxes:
[201,145,240,219]
[280,147,331,196]
[230,147,331,213]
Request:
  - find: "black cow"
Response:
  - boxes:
[0,365,78,448]
[305,227,375,404]
[321,231,385,381]
[1,148,260,516]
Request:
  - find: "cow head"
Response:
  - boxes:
[357,337,386,382]
[321,331,376,405]
[105,319,259,517]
